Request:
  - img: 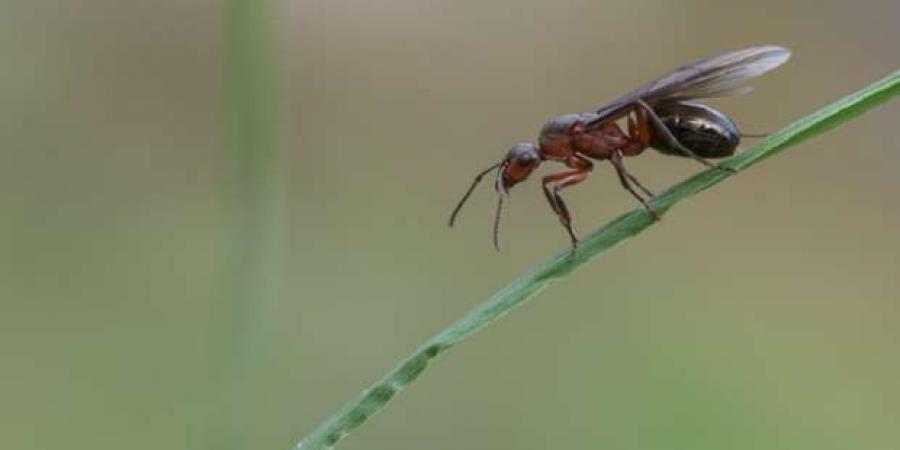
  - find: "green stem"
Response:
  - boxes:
[294,69,900,450]
[208,1,280,450]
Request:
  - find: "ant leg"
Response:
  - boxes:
[633,99,737,173]
[609,150,660,220]
[626,105,652,149]
[542,167,591,250]
[551,192,578,249]
[625,172,656,198]
[616,111,657,198]
[739,130,769,138]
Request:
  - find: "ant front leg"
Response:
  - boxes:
[541,157,593,250]
[609,149,660,220]
[633,99,737,173]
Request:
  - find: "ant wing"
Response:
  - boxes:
[592,46,790,120]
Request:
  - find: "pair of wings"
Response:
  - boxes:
[592,45,791,121]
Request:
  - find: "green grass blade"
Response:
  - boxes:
[208,1,281,450]
[294,69,900,450]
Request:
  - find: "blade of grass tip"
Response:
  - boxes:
[293,69,900,450]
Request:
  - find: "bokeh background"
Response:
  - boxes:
[2,1,899,450]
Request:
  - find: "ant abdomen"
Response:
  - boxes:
[651,101,740,158]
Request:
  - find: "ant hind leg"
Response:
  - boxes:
[740,130,770,138]
[633,99,737,173]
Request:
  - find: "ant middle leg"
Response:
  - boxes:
[620,114,658,198]
[597,112,658,200]
[625,171,656,199]
[609,150,660,220]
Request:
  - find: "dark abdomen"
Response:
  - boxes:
[650,102,740,159]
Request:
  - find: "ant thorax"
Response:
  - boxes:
[538,112,601,141]
[537,111,626,160]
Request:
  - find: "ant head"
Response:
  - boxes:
[448,142,542,251]
[498,142,541,193]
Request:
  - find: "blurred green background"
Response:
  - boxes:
[2,1,899,450]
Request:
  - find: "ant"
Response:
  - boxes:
[449,46,790,251]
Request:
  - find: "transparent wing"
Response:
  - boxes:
[593,46,791,119]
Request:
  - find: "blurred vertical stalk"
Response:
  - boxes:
[208,0,282,449]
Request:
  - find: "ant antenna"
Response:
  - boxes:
[493,192,505,251]
[448,162,502,227]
